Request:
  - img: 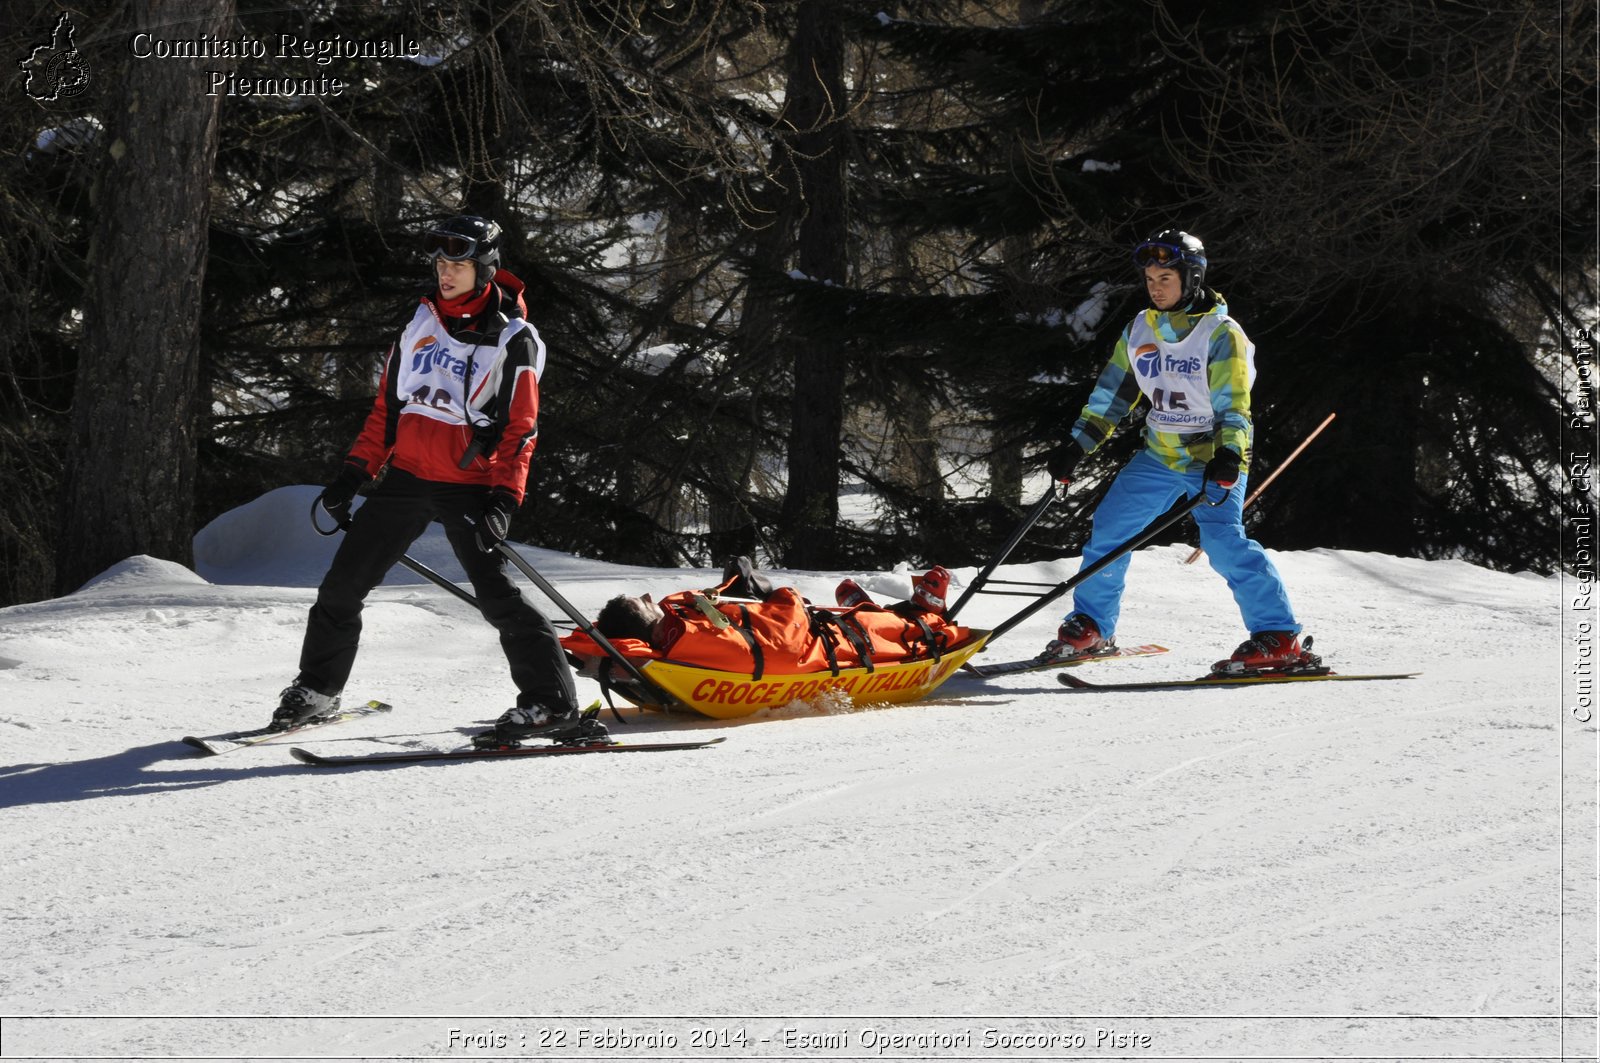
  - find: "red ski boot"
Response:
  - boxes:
[1213,631,1315,675]
[835,578,874,608]
[1046,612,1109,658]
[910,566,952,615]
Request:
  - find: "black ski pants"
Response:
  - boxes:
[296,467,578,713]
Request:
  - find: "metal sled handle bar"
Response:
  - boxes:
[986,485,1229,645]
[309,495,483,610]
[489,538,691,713]
[946,485,1061,622]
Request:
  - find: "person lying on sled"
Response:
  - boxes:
[564,562,970,678]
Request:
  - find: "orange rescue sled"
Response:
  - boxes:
[562,628,991,720]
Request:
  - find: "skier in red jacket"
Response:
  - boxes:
[273,216,581,741]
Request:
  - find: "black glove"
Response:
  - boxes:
[318,462,370,525]
[1046,444,1083,484]
[1203,448,1242,488]
[480,488,519,548]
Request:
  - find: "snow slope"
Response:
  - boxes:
[0,487,1593,1062]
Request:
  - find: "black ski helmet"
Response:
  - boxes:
[424,215,502,289]
[1133,229,1207,308]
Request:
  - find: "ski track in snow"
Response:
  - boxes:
[0,489,1589,1061]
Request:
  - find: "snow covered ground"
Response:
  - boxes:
[1,486,1594,1062]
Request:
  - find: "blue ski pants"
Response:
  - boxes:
[1070,450,1299,640]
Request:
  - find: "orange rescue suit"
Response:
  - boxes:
[562,588,969,678]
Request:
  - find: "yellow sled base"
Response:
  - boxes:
[579,630,991,720]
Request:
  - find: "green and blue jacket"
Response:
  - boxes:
[1070,292,1256,472]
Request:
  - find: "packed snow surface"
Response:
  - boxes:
[1,486,1592,1061]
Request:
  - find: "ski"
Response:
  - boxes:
[181,700,393,756]
[288,735,727,767]
[964,642,1168,678]
[1057,670,1419,692]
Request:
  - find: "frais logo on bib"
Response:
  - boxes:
[1133,344,1162,378]
[409,335,469,381]
[1134,343,1201,378]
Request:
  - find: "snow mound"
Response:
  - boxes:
[74,554,210,595]
[193,484,469,588]
[189,484,630,594]
[193,485,349,587]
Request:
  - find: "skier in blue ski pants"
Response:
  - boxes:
[1071,450,1297,640]
[1047,228,1304,672]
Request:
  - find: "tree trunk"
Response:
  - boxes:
[778,0,849,566]
[890,388,944,499]
[993,0,1039,514]
[56,0,229,594]
[987,441,1024,508]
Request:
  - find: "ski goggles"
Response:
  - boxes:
[1133,240,1202,269]
[424,231,479,260]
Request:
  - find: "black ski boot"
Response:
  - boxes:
[473,703,610,749]
[271,685,340,731]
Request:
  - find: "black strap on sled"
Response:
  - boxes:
[809,608,874,676]
[812,614,842,675]
[593,659,631,724]
[836,610,876,672]
[730,604,765,681]
[890,602,946,663]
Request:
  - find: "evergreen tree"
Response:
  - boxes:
[843,0,1208,563]
[1172,0,1594,568]
[855,0,1593,573]
[5,0,1588,608]
[55,0,233,595]
[0,0,94,603]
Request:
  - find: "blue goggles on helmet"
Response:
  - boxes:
[1133,240,1202,270]
[424,231,478,260]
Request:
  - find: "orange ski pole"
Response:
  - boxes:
[1183,411,1336,565]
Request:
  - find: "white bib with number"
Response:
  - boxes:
[1125,312,1254,434]
[393,305,540,428]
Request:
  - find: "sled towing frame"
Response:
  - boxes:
[949,485,1229,644]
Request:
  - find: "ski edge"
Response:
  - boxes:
[963,643,1170,678]
[1057,671,1421,692]
[289,734,727,766]
[180,700,394,756]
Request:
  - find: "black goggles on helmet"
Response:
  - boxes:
[424,231,478,260]
[1133,241,1195,269]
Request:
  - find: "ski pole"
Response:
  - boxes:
[946,484,1061,622]
[488,537,691,713]
[310,496,483,609]
[987,486,1227,644]
[1182,411,1336,565]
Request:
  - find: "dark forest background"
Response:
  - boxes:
[3,0,1594,607]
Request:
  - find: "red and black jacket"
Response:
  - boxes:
[346,271,544,500]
